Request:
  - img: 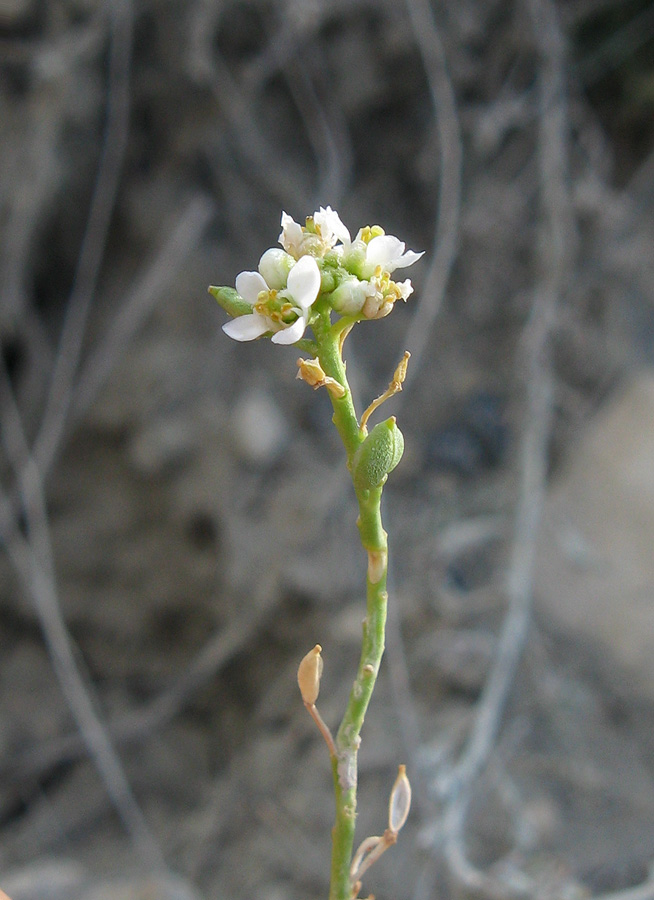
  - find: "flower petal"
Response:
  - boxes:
[287,255,321,311]
[279,211,304,253]
[235,270,268,304]
[258,248,293,289]
[391,249,424,270]
[271,315,306,345]
[223,313,271,341]
[314,206,351,246]
[396,279,414,300]
[365,235,424,273]
[365,235,406,269]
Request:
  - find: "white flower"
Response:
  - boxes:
[272,254,321,345]
[278,207,351,259]
[222,255,321,345]
[358,233,424,277]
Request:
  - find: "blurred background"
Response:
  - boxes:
[1,0,654,898]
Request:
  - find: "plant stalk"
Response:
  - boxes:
[314,314,391,900]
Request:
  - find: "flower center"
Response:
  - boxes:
[367,268,408,311]
[254,290,299,326]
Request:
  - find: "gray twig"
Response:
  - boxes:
[0,363,166,870]
[402,0,462,385]
[33,0,133,473]
[73,195,214,419]
[423,0,575,896]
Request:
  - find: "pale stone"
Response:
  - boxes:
[231,389,288,465]
[1,860,85,899]
[536,372,654,697]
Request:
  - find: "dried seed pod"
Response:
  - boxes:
[388,764,411,834]
[297,644,323,705]
[350,835,383,882]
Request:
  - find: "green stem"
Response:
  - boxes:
[313,314,390,900]
[313,312,361,461]
[329,503,387,900]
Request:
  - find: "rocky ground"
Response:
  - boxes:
[1,1,654,899]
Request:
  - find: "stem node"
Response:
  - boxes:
[367,550,387,584]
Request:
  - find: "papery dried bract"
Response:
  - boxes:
[388,764,411,834]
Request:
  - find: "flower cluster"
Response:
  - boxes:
[214,207,423,344]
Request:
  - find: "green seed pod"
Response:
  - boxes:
[352,417,404,492]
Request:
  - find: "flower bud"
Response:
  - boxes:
[208,285,254,318]
[320,267,337,294]
[352,417,404,492]
[330,277,374,315]
[258,248,294,290]
[362,295,394,320]
[340,241,367,279]
[296,358,346,398]
[297,644,323,705]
